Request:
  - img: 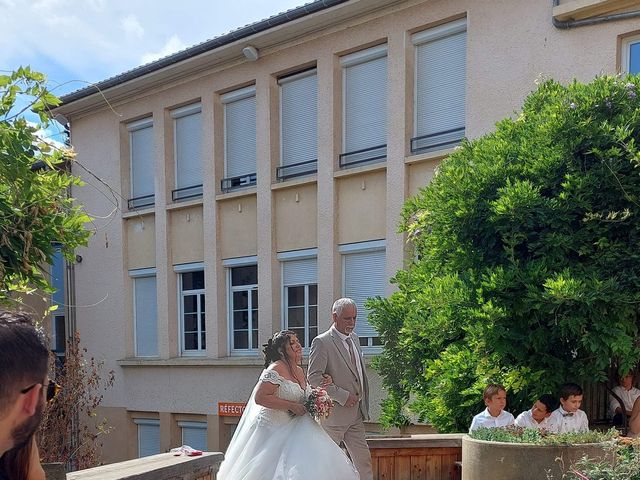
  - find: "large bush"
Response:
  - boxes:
[369,75,640,432]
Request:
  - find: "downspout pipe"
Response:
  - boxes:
[552,0,640,29]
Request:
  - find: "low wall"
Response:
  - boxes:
[64,452,223,480]
[368,434,464,479]
[462,436,613,480]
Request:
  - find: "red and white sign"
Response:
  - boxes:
[218,402,247,417]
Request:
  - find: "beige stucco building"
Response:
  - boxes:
[51,0,640,464]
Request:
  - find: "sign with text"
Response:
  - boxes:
[218,402,247,417]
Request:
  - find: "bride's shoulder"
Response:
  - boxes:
[260,363,287,383]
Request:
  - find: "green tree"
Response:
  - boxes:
[0,67,90,303]
[369,75,640,432]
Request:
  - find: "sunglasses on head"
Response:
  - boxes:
[20,380,61,403]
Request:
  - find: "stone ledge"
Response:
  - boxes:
[66,452,223,480]
[367,433,464,449]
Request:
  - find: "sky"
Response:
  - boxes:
[0,0,306,103]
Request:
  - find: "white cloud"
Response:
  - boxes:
[141,34,186,64]
[121,14,144,39]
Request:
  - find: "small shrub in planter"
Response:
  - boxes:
[567,437,640,480]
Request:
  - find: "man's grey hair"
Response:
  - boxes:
[332,297,357,317]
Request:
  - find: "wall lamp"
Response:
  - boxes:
[242,45,260,61]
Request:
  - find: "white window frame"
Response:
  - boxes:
[340,44,388,166]
[171,103,203,199]
[134,418,160,458]
[340,240,386,352]
[622,34,640,74]
[127,117,154,206]
[278,249,318,351]
[224,256,259,355]
[130,267,158,358]
[221,86,257,188]
[278,69,318,179]
[176,262,206,356]
[411,18,467,154]
[178,420,207,451]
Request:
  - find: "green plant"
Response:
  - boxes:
[369,74,640,432]
[0,66,91,303]
[566,437,640,479]
[469,426,618,445]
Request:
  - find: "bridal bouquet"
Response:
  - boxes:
[305,386,334,421]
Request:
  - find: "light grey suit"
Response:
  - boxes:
[308,326,372,480]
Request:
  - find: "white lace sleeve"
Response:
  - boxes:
[259,369,284,386]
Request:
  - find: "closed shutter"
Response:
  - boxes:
[180,421,207,451]
[51,246,65,308]
[342,45,387,154]
[134,276,158,357]
[343,248,386,338]
[135,419,160,457]
[129,120,154,198]
[283,257,317,286]
[223,87,256,178]
[413,20,466,148]
[280,70,317,166]
[173,104,202,190]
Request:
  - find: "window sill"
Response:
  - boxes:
[122,206,155,219]
[271,175,317,191]
[333,161,386,179]
[166,197,203,211]
[215,187,257,201]
[118,356,264,367]
[404,146,458,166]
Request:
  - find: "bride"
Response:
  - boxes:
[217,330,360,480]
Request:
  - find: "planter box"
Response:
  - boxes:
[462,435,612,480]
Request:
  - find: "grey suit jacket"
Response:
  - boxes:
[308,327,370,425]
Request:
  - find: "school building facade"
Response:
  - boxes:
[50,0,640,464]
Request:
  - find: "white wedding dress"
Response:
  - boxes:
[217,369,360,480]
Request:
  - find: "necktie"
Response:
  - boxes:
[346,337,357,367]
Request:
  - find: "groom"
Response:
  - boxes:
[308,297,373,480]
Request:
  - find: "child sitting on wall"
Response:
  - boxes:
[469,384,515,432]
[549,382,589,433]
[514,394,558,431]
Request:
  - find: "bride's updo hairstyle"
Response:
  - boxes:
[262,330,296,368]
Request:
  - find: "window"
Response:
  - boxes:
[278,69,318,180]
[221,86,256,192]
[50,245,66,358]
[172,103,203,201]
[340,44,388,168]
[179,268,205,354]
[134,418,160,458]
[179,421,207,451]
[127,117,155,209]
[411,19,467,154]
[131,268,158,357]
[623,35,640,75]
[340,241,386,348]
[228,262,258,352]
[279,251,318,348]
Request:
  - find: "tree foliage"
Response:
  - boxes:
[369,75,640,432]
[0,67,90,303]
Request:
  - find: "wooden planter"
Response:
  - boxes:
[462,435,612,480]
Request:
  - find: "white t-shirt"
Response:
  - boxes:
[514,409,558,431]
[549,407,588,433]
[609,386,640,417]
[469,408,515,432]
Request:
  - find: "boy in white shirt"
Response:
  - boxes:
[515,394,558,431]
[609,372,640,426]
[549,383,589,433]
[469,384,515,432]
